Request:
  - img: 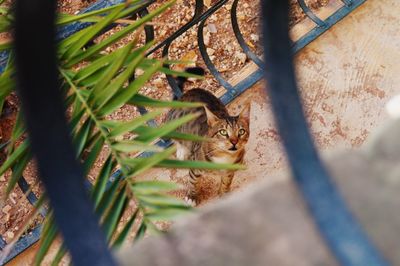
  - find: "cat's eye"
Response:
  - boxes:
[238,128,246,136]
[219,129,228,136]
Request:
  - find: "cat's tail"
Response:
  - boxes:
[174,67,205,99]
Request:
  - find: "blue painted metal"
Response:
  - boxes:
[2,226,42,263]
[297,0,327,27]
[0,237,6,250]
[17,178,47,217]
[230,0,264,69]
[220,0,367,105]
[292,0,367,52]
[0,0,370,264]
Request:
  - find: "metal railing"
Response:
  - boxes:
[0,0,368,264]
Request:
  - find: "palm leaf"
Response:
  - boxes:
[134,112,200,143]
[0,0,244,261]
[99,61,162,116]
[112,209,138,247]
[128,94,203,108]
[63,5,124,59]
[108,109,163,138]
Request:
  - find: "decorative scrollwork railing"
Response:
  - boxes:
[0,0,370,264]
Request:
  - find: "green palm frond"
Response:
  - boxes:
[0,1,244,264]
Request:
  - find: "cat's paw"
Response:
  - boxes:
[184,196,197,207]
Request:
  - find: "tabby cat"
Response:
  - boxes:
[167,68,250,205]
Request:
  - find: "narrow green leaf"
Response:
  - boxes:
[129,125,207,142]
[35,219,58,266]
[0,68,14,98]
[116,0,153,20]
[100,120,119,129]
[0,140,29,176]
[50,246,67,266]
[72,118,93,156]
[109,110,163,138]
[82,133,104,176]
[129,146,176,176]
[96,175,121,215]
[134,112,200,143]
[130,180,180,194]
[6,151,31,196]
[89,42,134,103]
[74,40,148,86]
[145,208,190,222]
[94,44,145,108]
[112,141,162,153]
[63,5,124,59]
[69,108,85,134]
[152,159,246,171]
[56,4,125,25]
[163,131,208,142]
[0,39,11,52]
[134,222,147,242]
[71,93,82,118]
[102,185,127,240]
[126,157,244,171]
[65,1,173,66]
[128,94,203,108]
[143,219,162,235]
[59,25,89,54]
[91,155,115,207]
[77,69,105,87]
[0,97,4,114]
[99,61,162,116]
[137,193,188,208]
[74,53,115,83]
[112,209,138,248]
[0,141,8,151]
[61,0,150,25]
[157,66,205,79]
[10,112,25,143]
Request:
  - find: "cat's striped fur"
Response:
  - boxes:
[167,68,250,205]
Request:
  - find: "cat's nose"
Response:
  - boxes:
[230,139,238,145]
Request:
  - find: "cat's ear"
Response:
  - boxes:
[238,103,251,124]
[204,107,219,126]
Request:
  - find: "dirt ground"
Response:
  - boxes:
[0,0,337,256]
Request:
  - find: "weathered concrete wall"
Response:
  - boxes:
[138,0,400,206]
[118,0,400,265]
[118,118,400,265]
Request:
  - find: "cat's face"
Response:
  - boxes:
[205,104,250,153]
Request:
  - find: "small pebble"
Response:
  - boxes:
[204,32,211,46]
[204,0,212,7]
[207,23,217,33]
[1,213,10,223]
[153,78,163,87]
[206,48,215,55]
[250,34,259,42]
[2,205,11,213]
[6,231,14,239]
[235,51,247,64]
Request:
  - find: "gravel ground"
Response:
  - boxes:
[0,0,331,242]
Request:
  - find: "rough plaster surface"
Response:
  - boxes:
[118,118,400,266]
[139,0,400,206]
